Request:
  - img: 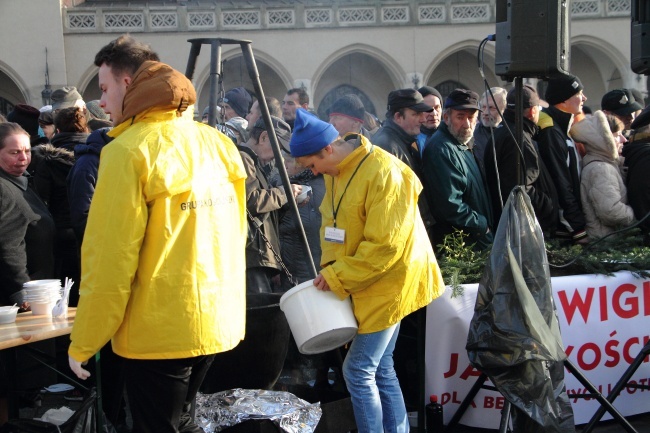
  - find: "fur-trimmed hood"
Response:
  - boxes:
[570,110,618,166]
[35,143,75,167]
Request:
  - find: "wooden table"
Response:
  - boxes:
[0,308,76,351]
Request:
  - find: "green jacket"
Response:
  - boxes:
[422,122,493,250]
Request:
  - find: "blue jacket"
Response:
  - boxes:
[67,128,113,243]
[422,122,494,250]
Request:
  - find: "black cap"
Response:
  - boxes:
[387,89,433,113]
[6,104,40,137]
[506,85,540,109]
[327,94,365,122]
[254,115,292,153]
[601,89,643,116]
[444,89,480,111]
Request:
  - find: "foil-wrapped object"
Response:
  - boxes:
[195,389,322,433]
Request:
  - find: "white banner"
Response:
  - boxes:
[425,271,650,428]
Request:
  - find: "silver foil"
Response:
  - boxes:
[195,388,322,433]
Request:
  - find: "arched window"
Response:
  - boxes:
[317,84,376,121]
[0,97,14,117]
[436,80,469,101]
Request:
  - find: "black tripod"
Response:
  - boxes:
[445,358,639,433]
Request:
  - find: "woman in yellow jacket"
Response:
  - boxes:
[290,109,445,433]
[68,36,247,433]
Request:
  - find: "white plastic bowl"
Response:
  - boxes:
[280,280,358,354]
[23,279,61,288]
[31,301,57,316]
[0,305,19,324]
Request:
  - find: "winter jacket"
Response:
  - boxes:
[50,131,89,153]
[67,128,113,243]
[571,111,635,238]
[32,143,77,231]
[279,171,325,290]
[623,132,650,233]
[484,109,558,233]
[416,125,437,156]
[422,122,494,250]
[238,145,286,272]
[69,61,247,362]
[472,123,499,163]
[0,169,55,304]
[319,135,445,334]
[537,106,587,241]
[372,118,435,233]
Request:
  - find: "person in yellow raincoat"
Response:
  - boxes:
[67,35,247,433]
[289,108,444,433]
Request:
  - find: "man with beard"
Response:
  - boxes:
[422,89,494,250]
[416,86,443,156]
[473,87,507,163]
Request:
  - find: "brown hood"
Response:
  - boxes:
[116,60,196,126]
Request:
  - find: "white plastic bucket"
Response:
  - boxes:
[280,280,358,354]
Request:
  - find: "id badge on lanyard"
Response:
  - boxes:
[324,226,345,244]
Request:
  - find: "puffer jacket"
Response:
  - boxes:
[69,61,247,362]
[32,144,76,231]
[319,135,445,334]
[571,111,635,238]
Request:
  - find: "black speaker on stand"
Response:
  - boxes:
[495,0,570,80]
[632,0,650,75]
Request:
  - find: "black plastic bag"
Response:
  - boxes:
[0,389,115,433]
[466,186,575,432]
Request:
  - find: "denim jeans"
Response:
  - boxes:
[342,322,409,433]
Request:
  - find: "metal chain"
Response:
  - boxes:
[246,209,299,286]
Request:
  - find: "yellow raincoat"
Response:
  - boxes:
[320,136,444,334]
[69,61,247,361]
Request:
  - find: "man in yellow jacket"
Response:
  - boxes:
[290,108,445,433]
[67,35,247,433]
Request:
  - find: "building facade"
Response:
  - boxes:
[0,0,645,119]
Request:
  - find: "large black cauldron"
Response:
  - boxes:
[200,293,290,393]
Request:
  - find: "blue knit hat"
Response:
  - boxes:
[290,109,339,157]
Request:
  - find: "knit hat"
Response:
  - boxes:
[51,86,83,110]
[544,74,583,105]
[7,104,40,137]
[290,108,339,157]
[327,94,365,123]
[570,110,617,161]
[418,86,443,105]
[86,100,110,121]
[387,88,433,113]
[601,89,643,116]
[222,87,252,119]
[506,85,540,109]
[445,89,480,111]
[254,115,292,153]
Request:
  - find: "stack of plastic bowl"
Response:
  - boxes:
[0,305,19,324]
[22,279,62,316]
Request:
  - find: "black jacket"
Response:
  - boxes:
[0,169,55,304]
[484,110,558,233]
[372,118,435,231]
[537,106,587,240]
[32,144,76,231]
[622,133,650,232]
[67,128,113,243]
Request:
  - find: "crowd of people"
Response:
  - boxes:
[2,32,650,433]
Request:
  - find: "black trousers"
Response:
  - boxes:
[122,354,215,433]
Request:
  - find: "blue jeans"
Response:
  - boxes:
[343,323,409,433]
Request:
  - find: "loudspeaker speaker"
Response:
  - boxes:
[495,0,570,80]
[631,0,650,75]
